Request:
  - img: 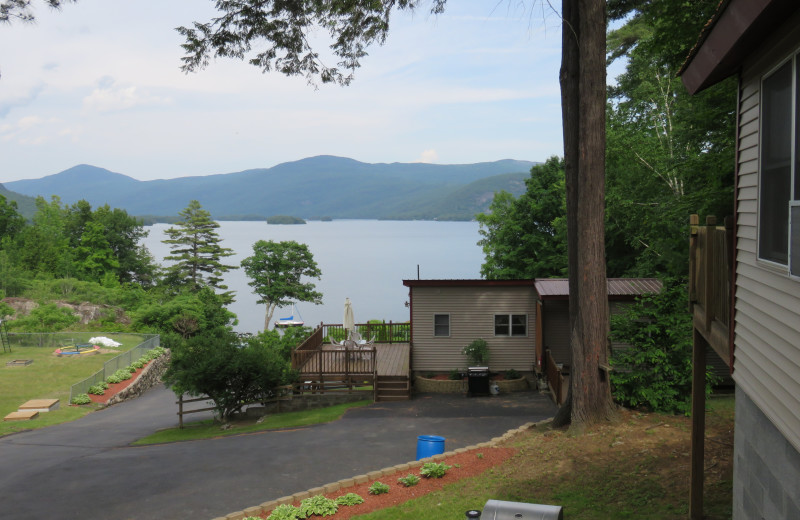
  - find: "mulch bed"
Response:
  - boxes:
[83,363,149,405]
[253,447,515,520]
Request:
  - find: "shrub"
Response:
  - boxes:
[397,474,420,487]
[505,368,521,380]
[106,373,122,384]
[71,394,91,405]
[299,495,338,517]
[131,360,145,369]
[462,339,489,366]
[448,368,462,380]
[420,462,451,479]
[127,365,137,374]
[113,368,132,381]
[267,504,301,520]
[335,493,364,506]
[368,481,390,495]
[88,384,106,395]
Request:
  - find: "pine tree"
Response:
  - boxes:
[163,200,235,301]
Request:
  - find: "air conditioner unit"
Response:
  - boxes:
[791,202,800,278]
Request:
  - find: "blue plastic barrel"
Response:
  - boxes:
[416,435,446,460]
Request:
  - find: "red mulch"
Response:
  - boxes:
[83,364,149,405]
[254,447,515,519]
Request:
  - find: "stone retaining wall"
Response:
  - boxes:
[105,350,171,407]
[414,376,528,394]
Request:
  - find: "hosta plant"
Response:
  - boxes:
[87,384,106,395]
[397,474,420,487]
[71,394,91,405]
[335,493,364,506]
[299,495,338,517]
[368,481,390,495]
[420,462,451,478]
[266,504,301,520]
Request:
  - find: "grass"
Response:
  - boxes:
[132,400,372,445]
[0,333,151,436]
[350,397,735,520]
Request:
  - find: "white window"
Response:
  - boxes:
[494,314,527,337]
[433,314,450,337]
[759,54,800,268]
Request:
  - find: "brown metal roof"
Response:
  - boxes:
[534,278,662,300]
[402,279,535,288]
[679,0,800,94]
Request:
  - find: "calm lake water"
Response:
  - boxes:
[141,220,484,333]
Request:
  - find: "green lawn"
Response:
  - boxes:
[132,400,372,445]
[0,334,151,436]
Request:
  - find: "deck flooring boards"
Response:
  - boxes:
[299,343,410,378]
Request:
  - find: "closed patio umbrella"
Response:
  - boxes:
[344,297,355,338]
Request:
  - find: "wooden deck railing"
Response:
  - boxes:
[689,214,734,367]
[317,322,410,344]
[544,349,569,405]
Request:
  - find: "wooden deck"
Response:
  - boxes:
[298,343,410,377]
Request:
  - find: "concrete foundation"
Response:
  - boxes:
[734,387,800,520]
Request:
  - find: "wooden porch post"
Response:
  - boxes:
[690,327,707,519]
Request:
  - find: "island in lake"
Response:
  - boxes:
[266,215,307,225]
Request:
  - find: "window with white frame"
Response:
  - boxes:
[494,314,527,336]
[433,314,450,337]
[759,53,800,268]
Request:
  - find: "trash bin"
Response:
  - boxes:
[482,499,563,520]
[416,434,445,460]
[467,366,490,396]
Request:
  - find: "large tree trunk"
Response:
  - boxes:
[553,0,615,428]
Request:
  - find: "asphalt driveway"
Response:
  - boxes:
[0,384,557,520]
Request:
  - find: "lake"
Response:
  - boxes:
[141,220,485,333]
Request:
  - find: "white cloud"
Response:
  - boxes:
[82,82,171,113]
[416,149,439,163]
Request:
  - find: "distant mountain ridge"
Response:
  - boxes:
[5,156,538,220]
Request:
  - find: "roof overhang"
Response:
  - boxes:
[402,279,535,288]
[679,0,800,94]
[534,278,663,301]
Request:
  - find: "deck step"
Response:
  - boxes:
[375,375,411,402]
[376,394,411,402]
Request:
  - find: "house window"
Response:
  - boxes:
[494,314,527,336]
[433,314,450,337]
[759,55,800,266]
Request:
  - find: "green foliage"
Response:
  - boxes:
[87,384,106,395]
[448,369,462,381]
[610,278,714,414]
[162,200,235,300]
[71,394,91,405]
[462,339,489,366]
[106,373,123,384]
[368,481,390,495]
[241,240,323,330]
[126,365,137,374]
[420,462,451,479]
[162,329,294,420]
[504,369,521,380]
[6,303,79,333]
[298,495,338,518]
[133,287,235,339]
[266,215,306,225]
[397,474,420,487]
[477,157,567,279]
[131,360,145,369]
[267,504,302,520]
[335,493,364,506]
[113,368,132,381]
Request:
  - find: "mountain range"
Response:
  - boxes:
[4,156,537,221]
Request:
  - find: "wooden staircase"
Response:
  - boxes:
[376,375,411,401]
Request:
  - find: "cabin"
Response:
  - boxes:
[402,278,661,383]
[680,1,800,518]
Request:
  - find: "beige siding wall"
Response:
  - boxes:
[542,300,570,364]
[410,285,537,372]
[736,11,800,454]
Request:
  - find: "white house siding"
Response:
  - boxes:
[735,12,800,455]
[410,285,537,372]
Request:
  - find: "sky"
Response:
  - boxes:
[0,0,569,183]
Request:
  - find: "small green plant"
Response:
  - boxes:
[131,360,145,369]
[476,453,484,459]
[505,368,521,380]
[424,373,436,379]
[106,373,122,384]
[113,368,132,381]
[299,495,338,517]
[267,504,301,520]
[368,481,390,495]
[420,462,451,478]
[335,493,364,506]
[127,365,137,374]
[397,474,420,487]
[448,368,462,380]
[71,393,91,405]
[462,338,489,366]
[87,384,106,395]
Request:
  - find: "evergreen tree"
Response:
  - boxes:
[162,200,235,301]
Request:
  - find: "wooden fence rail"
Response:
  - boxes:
[544,349,569,405]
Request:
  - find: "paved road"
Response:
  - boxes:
[0,385,557,520]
